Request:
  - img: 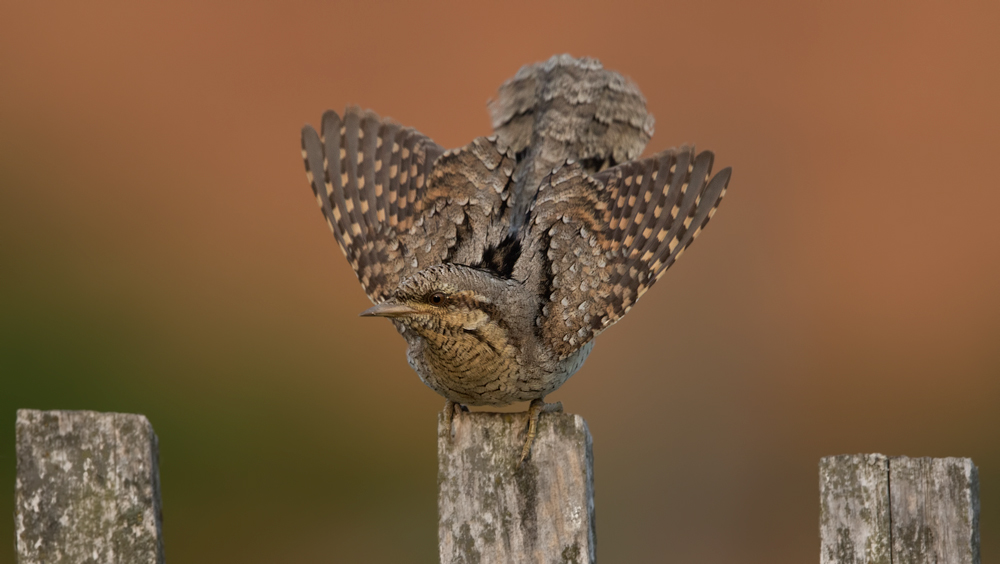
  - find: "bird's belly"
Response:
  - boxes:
[407,335,594,406]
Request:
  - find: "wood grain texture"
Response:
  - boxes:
[890,457,980,564]
[438,410,595,564]
[819,454,980,564]
[15,409,164,564]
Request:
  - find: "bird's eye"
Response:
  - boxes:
[430,292,446,305]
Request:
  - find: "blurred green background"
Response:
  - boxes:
[2,1,998,562]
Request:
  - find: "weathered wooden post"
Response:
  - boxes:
[437,410,595,564]
[14,409,165,564]
[819,454,980,564]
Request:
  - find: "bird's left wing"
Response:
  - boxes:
[530,146,731,358]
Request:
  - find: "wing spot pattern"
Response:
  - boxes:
[532,147,731,358]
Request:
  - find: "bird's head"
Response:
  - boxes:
[359,264,519,339]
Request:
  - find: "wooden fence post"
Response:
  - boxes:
[14,409,165,564]
[820,454,980,564]
[437,410,595,564]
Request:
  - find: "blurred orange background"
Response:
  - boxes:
[2,1,998,562]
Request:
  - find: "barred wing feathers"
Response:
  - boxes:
[531,147,731,358]
[302,106,516,302]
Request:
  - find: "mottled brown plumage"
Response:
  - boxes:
[300,55,732,461]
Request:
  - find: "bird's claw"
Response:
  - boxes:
[443,400,468,439]
[518,398,563,466]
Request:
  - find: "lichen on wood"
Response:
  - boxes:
[890,457,980,564]
[819,454,979,564]
[15,409,165,564]
[438,410,595,564]
[819,454,891,564]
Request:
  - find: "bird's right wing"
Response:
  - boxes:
[301,107,516,302]
[530,147,731,358]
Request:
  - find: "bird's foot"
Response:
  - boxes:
[443,400,468,437]
[519,398,563,466]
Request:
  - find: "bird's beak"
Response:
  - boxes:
[359,301,418,318]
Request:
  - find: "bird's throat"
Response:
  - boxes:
[418,323,520,404]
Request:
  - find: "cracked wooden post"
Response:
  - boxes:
[438,410,595,564]
[820,454,980,564]
[15,409,165,564]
